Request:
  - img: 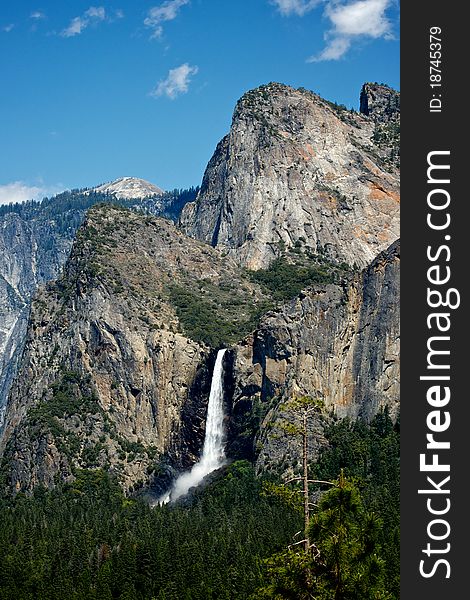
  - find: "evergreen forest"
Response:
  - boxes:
[0,410,399,599]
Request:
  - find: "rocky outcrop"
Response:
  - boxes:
[228,240,400,469]
[360,82,400,167]
[0,205,265,494]
[360,82,400,123]
[180,82,399,270]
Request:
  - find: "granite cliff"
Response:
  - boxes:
[228,240,400,471]
[180,82,399,270]
[0,210,79,425]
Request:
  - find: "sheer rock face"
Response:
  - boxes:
[0,205,263,494]
[229,240,400,469]
[180,82,399,270]
[0,213,75,424]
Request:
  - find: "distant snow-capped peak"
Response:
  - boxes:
[90,177,164,200]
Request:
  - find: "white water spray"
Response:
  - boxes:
[159,348,227,504]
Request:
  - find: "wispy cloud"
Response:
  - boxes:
[30,11,46,20]
[273,0,394,61]
[86,7,106,19]
[309,0,393,61]
[151,63,198,99]
[60,6,107,38]
[272,0,320,16]
[144,0,190,39]
[2,24,14,33]
[0,182,64,206]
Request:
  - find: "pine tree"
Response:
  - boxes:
[255,473,393,599]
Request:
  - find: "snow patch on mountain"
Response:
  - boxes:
[90,177,164,200]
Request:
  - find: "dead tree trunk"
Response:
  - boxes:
[302,409,310,552]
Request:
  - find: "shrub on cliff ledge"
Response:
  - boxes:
[249,254,349,302]
[168,282,272,347]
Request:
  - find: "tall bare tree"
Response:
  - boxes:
[276,395,334,552]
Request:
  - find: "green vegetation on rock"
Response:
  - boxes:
[248,250,351,302]
[168,280,273,347]
[168,244,351,346]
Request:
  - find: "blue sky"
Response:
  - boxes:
[0,0,399,204]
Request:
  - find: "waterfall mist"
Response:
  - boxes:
[159,348,227,504]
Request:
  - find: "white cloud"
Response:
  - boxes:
[151,63,198,99]
[2,24,14,33]
[0,182,63,206]
[309,0,393,61]
[327,0,391,37]
[85,6,106,20]
[30,11,46,20]
[144,0,190,39]
[313,36,351,61]
[61,6,106,38]
[272,0,320,16]
[61,17,86,37]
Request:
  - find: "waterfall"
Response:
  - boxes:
[159,348,227,504]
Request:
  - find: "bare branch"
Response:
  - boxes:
[307,479,336,486]
[288,539,308,550]
[285,477,335,486]
[284,476,302,484]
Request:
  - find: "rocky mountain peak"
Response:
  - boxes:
[180,82,399,270]
[359,82,400,123]
[233,82,335,132]
[90,177,164,199]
